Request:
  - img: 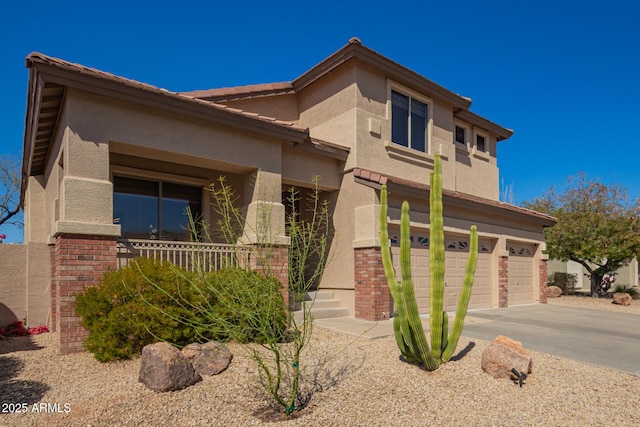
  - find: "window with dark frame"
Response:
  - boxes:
[455,125,466,145]
[113,176,202,241]
[476,134,486,152]
[391,90,428,153]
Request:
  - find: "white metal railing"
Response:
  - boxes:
[117,239,251,272]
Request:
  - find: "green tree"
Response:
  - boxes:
[523,174,640,296]
[0,154,22,228]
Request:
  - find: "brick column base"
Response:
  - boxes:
[52,234,117,354]
[498,255,509,308]
[249,245,289,309]
[49,244,57,332]
[539,259,549,304]
[354,247,391,321]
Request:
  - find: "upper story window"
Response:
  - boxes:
[391,90,428,153]
[476,134,486,152]
[455,125,466,145]
[114,176,202,241]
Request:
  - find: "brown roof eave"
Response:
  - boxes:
[293,38,472,111]
[20,65,40,206]
[25,55,310,143]
[455,110,513,141]
[354,168,557,228]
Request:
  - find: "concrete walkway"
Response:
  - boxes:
[314,304,640,376]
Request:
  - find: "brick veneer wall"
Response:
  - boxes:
[49,244,57,332]
[539,259,549,304]
[354,247,392,321]
[249,245,289,308]
[52,234,117,354]
[498,255,509,308]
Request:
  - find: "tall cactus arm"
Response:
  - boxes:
[379,186,398,294]
[400,201,439,371]
[441,225,478,362]
[429,155,446,360]
[379,186,415,360]
[441,311,449,354]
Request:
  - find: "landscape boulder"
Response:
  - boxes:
[612,293,632,306]
[182,341,233,376]
[139,342,202,392]
[547,286,562,298]
[481,335,533,382]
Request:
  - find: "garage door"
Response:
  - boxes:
[444,237,493,311]
[389,229,493,313]
[389,229,431,311]
[508,243,535,305]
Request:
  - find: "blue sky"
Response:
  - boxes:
[1,0,639,243]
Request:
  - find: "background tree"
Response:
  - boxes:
[523,173,640,296]
[0,154,22,228]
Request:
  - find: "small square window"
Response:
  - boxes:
[455,126,466,144]
[476,134,486,152]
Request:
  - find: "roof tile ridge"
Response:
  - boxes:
[179,81,294,98]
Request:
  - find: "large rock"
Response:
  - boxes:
[139,342,202,392]
[547,286,563,298]
[612,293,632,306]
[481,335,533,381]
[182,341,233,376]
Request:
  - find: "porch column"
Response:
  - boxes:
[241,170,290,307]
[52,234,117,354]
[51,124,120,353]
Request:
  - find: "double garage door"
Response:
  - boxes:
[388,228,493,313]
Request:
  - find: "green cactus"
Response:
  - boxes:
[379,152,478,370]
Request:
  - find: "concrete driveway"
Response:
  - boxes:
[463,304,640,376]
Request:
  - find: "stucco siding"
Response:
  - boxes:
[0,244,27,326]
[298,62,357,153]
[65,90,284,174]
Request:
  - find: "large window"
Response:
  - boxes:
[114,176,202,241]
[391,90,428,153]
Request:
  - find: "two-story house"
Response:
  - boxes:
[15,38,556,353]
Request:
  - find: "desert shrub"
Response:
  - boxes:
[76,258,288,362]
[75,257,213,362]
[548,272,578,295]
[200,267,288,343]
[612,284,640,300]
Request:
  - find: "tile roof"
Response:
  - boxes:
[26,53,306,133]
[353,167,556,225]
[180,82,295,101]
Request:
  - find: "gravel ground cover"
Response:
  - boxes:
[1,296,639,426]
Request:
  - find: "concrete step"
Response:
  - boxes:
[307,298,344,309]
[292,289,349,323]
[293,307,350,323]
[305,290,334,301]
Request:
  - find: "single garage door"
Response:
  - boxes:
[389,228,493,313]
[508,243,536,305]
[444,237,493,311]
